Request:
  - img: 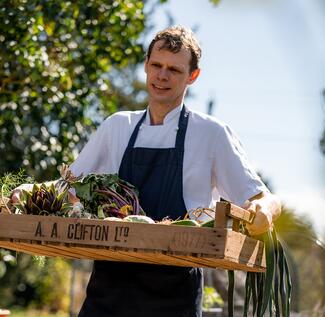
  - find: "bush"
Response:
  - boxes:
[0,254,71,312]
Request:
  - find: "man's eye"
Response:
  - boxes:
[170,68,180,73]
[151,63,160,68]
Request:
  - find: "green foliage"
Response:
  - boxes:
[33,258,71,312]
[0,253,71,311]
[274,207,325,312]
[0,253,40,307]
[0,0,147,180]
[209,0,221,5]
[0,170,33,282]
[0,249,17,279]
[202,286,224,310]
[9,308,68,317]
[32,255,46,268]
[0,169,34,198]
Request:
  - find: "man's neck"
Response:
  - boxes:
[148,103,181,125]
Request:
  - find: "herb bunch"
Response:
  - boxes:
[0,169,34,213]
[0,169,34,198]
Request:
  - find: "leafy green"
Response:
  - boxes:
[72,173,144,218]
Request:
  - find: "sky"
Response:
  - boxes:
[146,0,325,234]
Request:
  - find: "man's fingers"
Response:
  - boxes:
[245,210,272,236]
[10,189,22,204]
[246,223,268,236]
[68,191,80,204]
[242,200,254,210]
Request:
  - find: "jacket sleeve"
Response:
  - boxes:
[213,124,269,206]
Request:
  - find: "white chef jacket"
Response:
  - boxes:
[70,105,268,217]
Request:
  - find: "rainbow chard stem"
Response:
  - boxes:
[71,173,145,218]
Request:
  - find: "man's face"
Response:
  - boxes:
[145,40,199,108]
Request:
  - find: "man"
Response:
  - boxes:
[69,25,281,317]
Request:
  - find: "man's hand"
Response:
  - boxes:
[68,191,80,204]
[243,192,281,236]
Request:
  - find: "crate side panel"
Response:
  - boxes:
[224,230,265,267]
[0,214,224,255]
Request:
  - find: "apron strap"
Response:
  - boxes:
[175,105,190,151]
[126,110,147,149]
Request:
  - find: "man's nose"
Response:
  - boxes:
[157,68,169,80]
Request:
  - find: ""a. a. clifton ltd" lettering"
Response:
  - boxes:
[67,223,109,241]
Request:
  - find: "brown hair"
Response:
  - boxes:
[146,25,202,73]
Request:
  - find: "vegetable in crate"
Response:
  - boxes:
[123,215,155,224]
[72,173,145,219]
[200,219,214,228]
[15,183,71,216]
[170,219,199,227]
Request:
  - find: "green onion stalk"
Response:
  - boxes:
[228,229,292,316]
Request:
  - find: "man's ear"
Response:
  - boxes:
[188,68,200,84]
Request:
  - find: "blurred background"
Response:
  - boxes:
[0,0,324,316]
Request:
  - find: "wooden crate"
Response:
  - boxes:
[0,202,265,272]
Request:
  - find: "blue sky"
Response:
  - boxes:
[146,0,325,234]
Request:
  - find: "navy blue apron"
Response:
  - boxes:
[78,106,203,317]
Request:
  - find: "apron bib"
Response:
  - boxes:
[78,106,203,317]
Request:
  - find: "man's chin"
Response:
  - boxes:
[151,98,174,107]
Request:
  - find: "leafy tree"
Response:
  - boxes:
[0,0,222,181]
[0,0,163,311]
[0,253,70,312]
[0,0,147,180]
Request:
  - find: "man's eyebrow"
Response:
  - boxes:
[149,59,185,71]
[149,59,161,64]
